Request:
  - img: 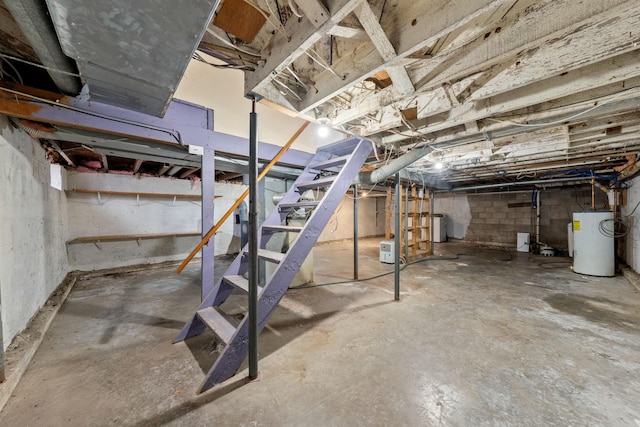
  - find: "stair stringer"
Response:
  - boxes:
[196,138,372,392]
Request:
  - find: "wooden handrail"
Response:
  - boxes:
[176,121,310,273]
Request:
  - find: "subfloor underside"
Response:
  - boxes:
[1,239,639,426]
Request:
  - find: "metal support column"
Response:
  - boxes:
[394,173,401,301]
[258,177,266,287]
[0,292,4,382]
[430,191,435,255]
[404,183,409,260]
[201,147,215,301]
[353,184,359,280]
[248,99,259,380]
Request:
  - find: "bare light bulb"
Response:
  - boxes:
[435,162,444,170]
[318,125,330,137]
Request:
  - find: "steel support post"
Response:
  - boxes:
[430,191,435,255]
[353,184,359,280]
[201,147,215,301]
[404,183,409,261]
[0,292,4,382]
[248,99,259,380]
[394,173,401,301]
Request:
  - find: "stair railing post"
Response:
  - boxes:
[248,98,259,380]
[176,122,310,274]
[353,184,359,280]
[394,173,401,301]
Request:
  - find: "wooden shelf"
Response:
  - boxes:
[68,189,218,199]
[68,231,201,244]
[386,185,431,259]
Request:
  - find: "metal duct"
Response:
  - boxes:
[4,0,81,95]
[433,176,592,193]
[352,145,433,185]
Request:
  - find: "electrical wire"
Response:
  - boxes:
[599,218,627,238]
[0,86,185,147]
[288,0,304,17]
[290,252,511,290]
[485,87,637,128]
[0,52,81,77]
[0,56,24,85]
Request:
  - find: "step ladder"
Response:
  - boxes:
[175,137,372,393]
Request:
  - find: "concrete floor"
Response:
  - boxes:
[1,238,640,426]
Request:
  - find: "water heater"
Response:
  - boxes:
[572,211,614,277]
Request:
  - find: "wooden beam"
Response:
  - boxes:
[294,0,331,28]
[327,24,369,40]
[133,159,143,173]
[469,3,640,101]
[158,164,171,176]
[327,1,516,126]
[412,0,636,91]
[101,154,108,171]
[179,167,200,179]
[354,1,395,61]
[245,0,359,98]
[383,57,640,143]
[49,141,75,167]
[297,0,507,113]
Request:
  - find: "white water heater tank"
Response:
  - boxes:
[572,211,614,277]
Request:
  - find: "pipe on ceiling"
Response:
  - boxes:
[433,176,593,193]
[4,0,81,95]
[352,145,434,185]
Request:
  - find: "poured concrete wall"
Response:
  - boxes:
[434,186,606,251]
[0,116,68,349]
[66,172,247,270]
[622,177,640,272]
[318,196,385,243]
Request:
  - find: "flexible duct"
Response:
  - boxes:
[353,145,433,185]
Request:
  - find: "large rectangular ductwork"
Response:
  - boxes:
[45,0,220,116]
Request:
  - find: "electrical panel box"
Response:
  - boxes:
[380,240,395,263]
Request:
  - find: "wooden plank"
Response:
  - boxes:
[295,0,331,28]
[297,0,506,113]
[213,0,267,43]
[69,189,205,199]
[68,231,201,244]
[412,0,635,92]
[327,24,369,40]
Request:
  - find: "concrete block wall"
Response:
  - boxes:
[434,186,606,250]
[463,192,534,246]
[539,186,607,249]
[66,171,247,270]
[0,116,69,349]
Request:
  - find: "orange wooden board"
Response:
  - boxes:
[213,0,267,44]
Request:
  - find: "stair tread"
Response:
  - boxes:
[262,225,303,232]
[278,201,320,211]
[309,155,350,171]
[256,249,286,263]
[296,175,336,190]
[196,307,236,345]
[222,275,263,294]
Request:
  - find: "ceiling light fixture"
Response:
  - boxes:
[435,162,444,170]
[317,117,330,137]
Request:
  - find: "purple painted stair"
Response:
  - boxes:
[175,137,372,393]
